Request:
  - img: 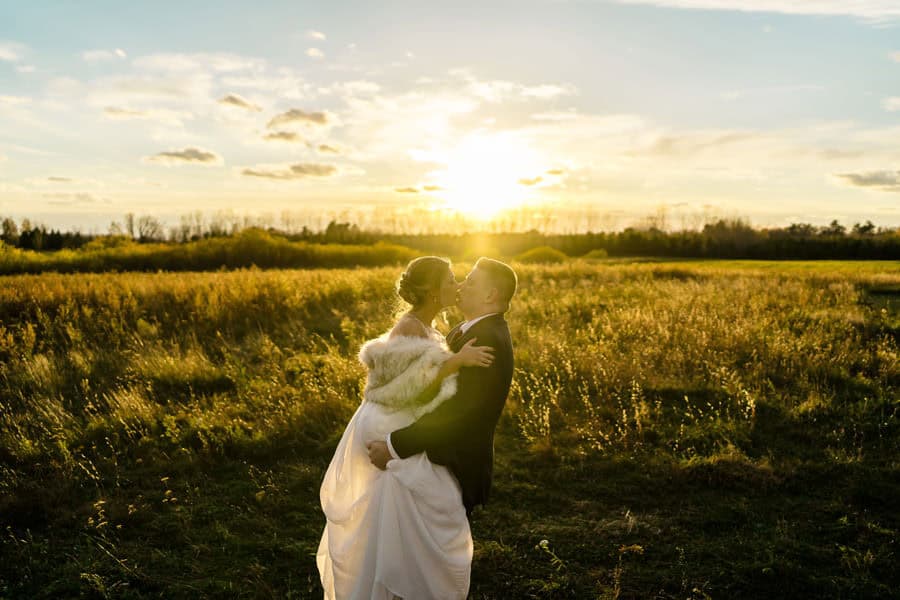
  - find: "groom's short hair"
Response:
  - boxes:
[475,257,517,312]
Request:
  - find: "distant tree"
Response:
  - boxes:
[1,217,19,245]
[124,212,135,239]
[137,215,164,242]
[852,220,876,236]
[786,223,816,237]
[108,220,125,236]
[821,220,846,236]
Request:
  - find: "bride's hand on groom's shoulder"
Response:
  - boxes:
[455,338,495,368]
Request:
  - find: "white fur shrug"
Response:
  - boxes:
[357,333,458,420]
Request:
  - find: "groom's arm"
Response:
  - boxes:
[389,332,505,459]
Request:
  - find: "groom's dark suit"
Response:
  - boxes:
[390,313,514,516]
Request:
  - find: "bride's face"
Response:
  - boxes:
[437,267,458,308]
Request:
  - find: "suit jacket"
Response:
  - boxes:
[390,313,514,516]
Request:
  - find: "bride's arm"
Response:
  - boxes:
[410,339,493,406]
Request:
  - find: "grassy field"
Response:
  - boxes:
[1,260,898,598]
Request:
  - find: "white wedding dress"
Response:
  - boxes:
[316,327,473,600]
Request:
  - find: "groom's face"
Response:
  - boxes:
[456,266,490,316]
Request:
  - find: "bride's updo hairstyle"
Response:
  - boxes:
[397,256,451,308]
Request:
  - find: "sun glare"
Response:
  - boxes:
[428,132,546,219]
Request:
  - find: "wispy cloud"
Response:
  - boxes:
[219,94,262,111]
[263,131,304,142]
[220,72,312,100]
[242,163,338,179]
[317,143,340,154]
[307,30,326,40]
[267,108,331,128]
[615,1,900,20]
[82,49,128,62]
[0,95,31,106]
[518,176,544,186]
[459,73,575,103]
[882,97,900,112]
[42,192,110,205]
[892,51,900,62]
[394,186,419,193]
[133,52,265,73]
[719,83,824,101]
[0,41,25,62]
[104,106,193,126]
[306,48,325,59]
[631,131,761,157]
[90,74,212,103]
[16,65,36,73]
[144,147,222,166]
[835,170,900,191]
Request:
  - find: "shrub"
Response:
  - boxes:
[582,248,608,259]
[515,246,568,264]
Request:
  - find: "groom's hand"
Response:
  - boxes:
[366,441,391,470]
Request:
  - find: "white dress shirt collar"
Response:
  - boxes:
[460,312,500,335]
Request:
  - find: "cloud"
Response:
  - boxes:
[242,163,337,179]
[531,111,579,121]
[546,168,566,176]
[267,108,331,128]
[518,176,544,186]
[42,192,110,205]
[47,176,73,182]
[0,41,25,62]
[631,131,760,157]
[892,51,900,62]
[835,170,900,191]
[133,52,264,73]
[219,94,262,111]
[462,75,575,103]
[263,131,304,142]
[144,147,223,166]
[220,72,312,100]
[394,187,420,193]
[0,95,31,106]
[90,74,212,104]
[317,143,340,154]
[818,149,864,160]
[16,65,36,73]
[104,106,193,125]
[423,185,442,192]
[307,48,325,59]
[82,49,127,62]
[615,1,900,20]
[882,97,900,112]
[719,84,824,101]
[307,30,326,40]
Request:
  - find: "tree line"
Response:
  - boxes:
[2,214,898,260]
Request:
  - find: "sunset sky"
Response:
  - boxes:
[2,0,900,233]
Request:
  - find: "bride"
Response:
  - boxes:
[317,256,495,600]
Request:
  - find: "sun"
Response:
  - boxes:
[427,132,546,219]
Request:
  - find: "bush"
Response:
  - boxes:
[515,246,568,263]
[582,248,608,259]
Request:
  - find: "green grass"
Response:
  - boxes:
[1,261,898,598]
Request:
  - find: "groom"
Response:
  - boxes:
[367,257,517,517]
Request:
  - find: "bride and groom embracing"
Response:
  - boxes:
[317,256,518,599]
